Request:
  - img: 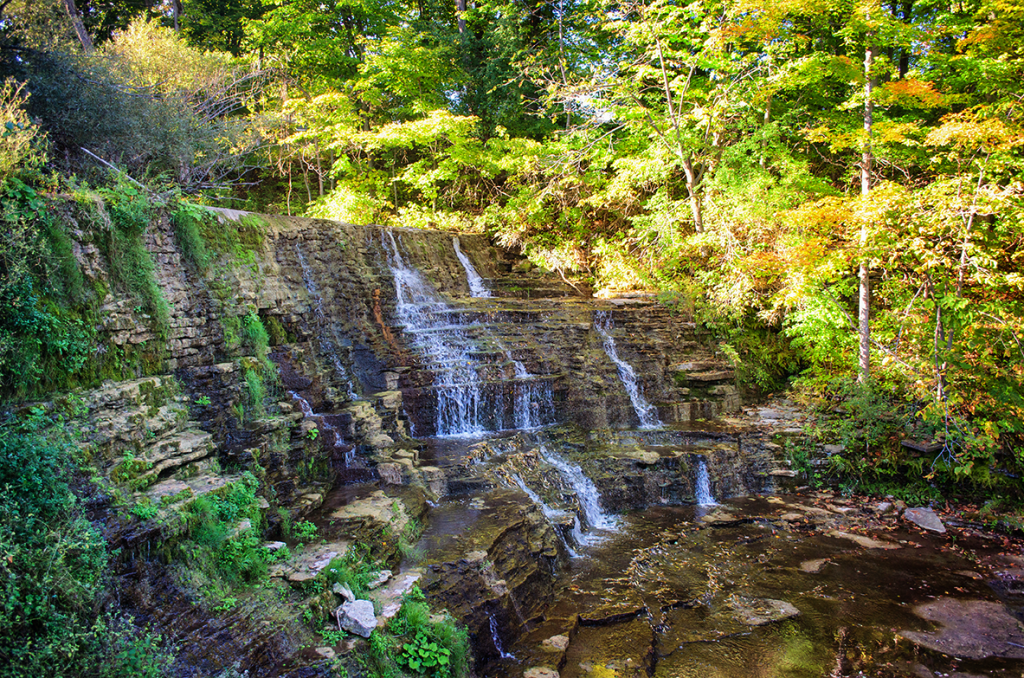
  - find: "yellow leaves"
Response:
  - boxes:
[879,79,946,109]
[926,110,1024,152]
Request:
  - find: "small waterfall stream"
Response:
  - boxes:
[488,615,516,660]
[695,457,717,506]
[453,237,491,298]
[383,231,486,437]
[510,474,578,557]
[540,445,618,535]
[289,391,354,464]
[295,245,359,400]
[594,311,662,429]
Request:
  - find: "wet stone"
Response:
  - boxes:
[903,506,946,533]
[524,669,560,678]
[826,530,900,550]
[898,598,1024,660]
[800,558,829,573]
[540,635,569,653]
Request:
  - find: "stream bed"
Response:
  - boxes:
[346,430,1024,678]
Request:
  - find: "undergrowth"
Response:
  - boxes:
[0,408,171,677]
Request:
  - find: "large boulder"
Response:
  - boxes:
[338,599,378,638]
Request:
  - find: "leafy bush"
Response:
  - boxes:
[170,202,212,271]
[0,181,93,398]
[0,414,171,677]
[0,78,47,184]
[90,180,170,335]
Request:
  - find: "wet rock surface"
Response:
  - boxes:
[899,598,1024,659]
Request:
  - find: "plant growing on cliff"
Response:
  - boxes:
[0,412,171,677]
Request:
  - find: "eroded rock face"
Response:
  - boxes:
[421,490,564,651]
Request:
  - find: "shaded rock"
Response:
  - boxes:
[827,530,899,550]
[371,569,423,620]
[903,507,946,533]
[367,570,392,590]
[263,541,287,551]
[800,559,829,574]
[540,635,569,653]
[338,599,378,638]
[332,583,355,602]
[898,598,1024,660]
[314,647,336,660]
[726,595,800,626]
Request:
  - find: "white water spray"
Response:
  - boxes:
[695,457,717,506]
[594,311,661,429]
[511,474,578,557]
[453,237,491,298]
[540,445,618,536]
[383,231,486,437]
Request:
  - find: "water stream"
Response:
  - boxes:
[453,236,491,298]
[539,445,618,536]
[383,231,486,437]
[295,245,359,400]
[694,457,716,506]
[594,311,662,429]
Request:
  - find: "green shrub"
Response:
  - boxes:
[170,202,211,271]
[91,181,170,336]
[0,414,173,677]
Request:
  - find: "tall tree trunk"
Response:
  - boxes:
[456,0,466,33]
[858,35,874,384]
[681,157,704,233]
[62,0,93,51]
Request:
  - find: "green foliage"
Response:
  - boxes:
[170,202,212,271]
[398,631,451,675]
[0,412,172,677]
[91,180,170,336]
[173,471,272,593]
[289,519,318,543]
[0,78,47,185]
[0,180,93,398]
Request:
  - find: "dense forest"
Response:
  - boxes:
[0,0,1023,673]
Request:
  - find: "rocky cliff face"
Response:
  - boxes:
[33,206,747,676]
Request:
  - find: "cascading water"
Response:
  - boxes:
[489,615,516,660]
[498,342,553,431]
[295,245,359,400]
[594,311,662,429]
[383,231,486,437]
[453,237,491,298]
[539,445,618,537]
[383,230,556,436]
[510,474,577,557]
[695,457,717,506]
[289,391,354,464]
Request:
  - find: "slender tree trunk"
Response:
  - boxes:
[456,0,466,33]
[62,0,93,51]
[681,157,704,233]
[858,36,874,384]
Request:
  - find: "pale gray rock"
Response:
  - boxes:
[903,507,946,533]
[338,599,377,638]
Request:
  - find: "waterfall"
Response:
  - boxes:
[594,311,662,429]
[489,615,516,660]
[511,474,577,557]
[453,237,491,298]
[289,391,354,464]
[383,231,486,437]
[295,245,359,400]
[502,345,553,431]
[540,446,618,534]
[695,457,717,506]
